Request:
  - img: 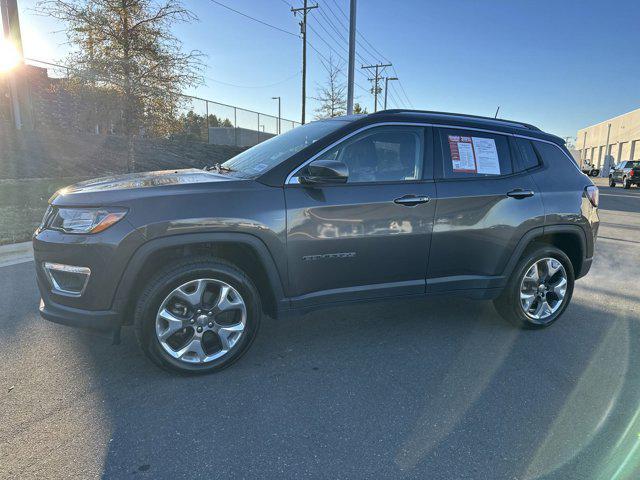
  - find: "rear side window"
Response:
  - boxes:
[515,138,541,171]
[532,141,576,169]
[439,129,512,178]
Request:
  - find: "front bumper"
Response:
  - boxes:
[33,220,145,332]
[39,297,121,334]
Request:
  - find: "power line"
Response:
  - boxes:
[315,2,374,67]
[285,0,378,106]
[321,0,414,108]
[392,66,414,108]
[307,40,368,94]
[304,17,373,86]
[205,70,301,89]
[209,0,372,109]
[388,82,404,108]
[210,0,299,37]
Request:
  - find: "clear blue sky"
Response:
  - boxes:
[16,0,640,139]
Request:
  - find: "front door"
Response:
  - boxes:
[428,128,545,292]
[285,125,436,307]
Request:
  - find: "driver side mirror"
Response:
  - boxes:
[298,159,348,185]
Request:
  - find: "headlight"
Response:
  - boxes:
[46,207,127,234]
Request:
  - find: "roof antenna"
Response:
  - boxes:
[494,106,500,118]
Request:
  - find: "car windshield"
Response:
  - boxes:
[222,120,350,178]
[628,161,640,168]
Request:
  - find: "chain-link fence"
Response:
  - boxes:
[23,58,300,147]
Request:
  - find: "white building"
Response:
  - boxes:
[576,108,640,168]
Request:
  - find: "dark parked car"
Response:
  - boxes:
[609,160,640,188]
[33,110,600,374]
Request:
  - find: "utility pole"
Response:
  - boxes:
[346,0,356,115]
[1,0,23,130]
[291,0,317,125]
[361,62,391,112]
[383,76,398,110]
[272,96,281,134]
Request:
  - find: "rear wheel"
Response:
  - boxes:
[624,176,631,189]
[494,244,574,329]
[609,176,616,187]
[134,257,261,374]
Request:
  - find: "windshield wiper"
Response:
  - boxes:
[204,163,234,173]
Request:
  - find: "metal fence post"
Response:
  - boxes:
[234,107,238,147]
[205,100,210,144]
[257,113,260,145]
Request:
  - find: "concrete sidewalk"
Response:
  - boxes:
[0,241,33,268]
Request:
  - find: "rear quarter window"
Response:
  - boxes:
[532,141,578,170]
[515,138,541,171]
[439,129,513,179]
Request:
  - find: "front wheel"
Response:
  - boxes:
[494,244,574,329]
[134,257,261,374]
[609,176,616,187]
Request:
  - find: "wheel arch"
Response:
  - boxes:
[112,233,287,323]
[503,225,588,281]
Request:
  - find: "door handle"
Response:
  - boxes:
[394,194,430,206]
[506,189,534,199]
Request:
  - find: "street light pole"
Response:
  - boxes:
[383,76,398,110]
[272,96,281,134]
[346,0,357,115]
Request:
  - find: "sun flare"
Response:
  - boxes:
[0,38,22,73]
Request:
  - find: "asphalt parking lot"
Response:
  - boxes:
[1,178,640,480]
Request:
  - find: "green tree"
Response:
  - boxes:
[353,102,368,115]
[37,0,203,171]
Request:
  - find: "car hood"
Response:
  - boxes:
[50,168,247,207]
[59,168,233,194]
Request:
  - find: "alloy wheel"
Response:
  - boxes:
[155,278,247,364]
[519,257,568,323]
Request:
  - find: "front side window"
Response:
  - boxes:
[313,126,424,183]
[440,129,513,178]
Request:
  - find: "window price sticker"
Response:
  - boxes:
[448,135,501,175]
[448,135,476,172]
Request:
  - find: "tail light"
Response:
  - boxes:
[585,185,599,207]
[631,169,638,177]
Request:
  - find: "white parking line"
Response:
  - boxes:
[601,193,640,199]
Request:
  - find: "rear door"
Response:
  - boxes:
[284,124,436,306]
[428,127,545,293]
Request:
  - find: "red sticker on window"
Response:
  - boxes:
[448,135,477,172]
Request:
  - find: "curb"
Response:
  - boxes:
[0,241,34,268]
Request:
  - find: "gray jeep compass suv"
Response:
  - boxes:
[33,110,600,374]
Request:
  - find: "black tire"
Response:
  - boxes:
[133,257,261,374]
[493,244,574,329]
[624,176,631,189]
[609,176,616,187]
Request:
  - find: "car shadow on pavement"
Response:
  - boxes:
[60,292,640,480]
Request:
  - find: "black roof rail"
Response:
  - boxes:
[372,109,541,131]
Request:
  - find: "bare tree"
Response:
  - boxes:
[36,0,204,171]
[313,54,346,119]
